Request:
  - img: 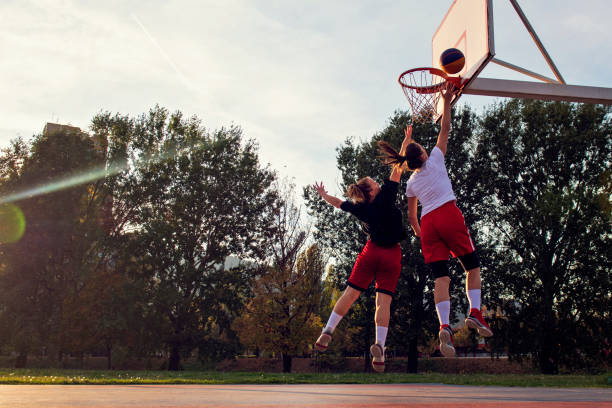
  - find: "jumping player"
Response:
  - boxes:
[378,90,493,357]
[312,128,410,372]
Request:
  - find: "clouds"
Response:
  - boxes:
[1,0,611,197]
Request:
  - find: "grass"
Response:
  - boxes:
[0,369,609,387]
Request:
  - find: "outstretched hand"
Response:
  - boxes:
[403,125,412,142]
[401,124,413,152]
[440,86,455,106]
[313,181,342,208]
[313,181,327,198]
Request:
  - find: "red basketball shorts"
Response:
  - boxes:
[347,240,401,295]
[420,200,475,264]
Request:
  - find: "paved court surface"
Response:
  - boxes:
[0,383,611,407]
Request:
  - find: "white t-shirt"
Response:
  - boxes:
[405,146,456,217]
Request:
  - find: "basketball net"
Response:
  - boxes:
[398,68,460,124]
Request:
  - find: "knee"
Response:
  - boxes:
[343,287,361,302]
[459,251,480,271]
[466,267,480,278]
[430,260,449,279]
[435,276,450,287]
[375,293,392,309]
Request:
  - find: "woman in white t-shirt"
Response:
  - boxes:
[378,91,492,358]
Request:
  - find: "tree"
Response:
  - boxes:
[235,245,325,373]
[0,129,108,366]
[468,100,612,373]
[234,182,325,373]
[62,244,153,369]
[91,106,277,370]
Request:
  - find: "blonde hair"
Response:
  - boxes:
[345,177,373,204]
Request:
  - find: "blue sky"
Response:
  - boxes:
[1,0,610,197]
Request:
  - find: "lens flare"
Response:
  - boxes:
[0,146,181,207]
[0,203,26,243]
[0,161,126,206]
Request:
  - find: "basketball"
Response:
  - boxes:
[440,48,465,74]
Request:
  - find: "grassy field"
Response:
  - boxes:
[0,369,610,387]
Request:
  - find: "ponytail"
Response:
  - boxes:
[378,141,407,170]
[378,141,424,171]
[346,177,373,204]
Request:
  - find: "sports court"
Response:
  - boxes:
[1,384,611,407]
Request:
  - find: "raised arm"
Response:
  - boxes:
[389,125,413,183]
[435,89,452,155]
[407,196,421,237]
[313,181,343,208]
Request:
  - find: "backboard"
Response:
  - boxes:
[432,0,495,119]
[403,0,612,123]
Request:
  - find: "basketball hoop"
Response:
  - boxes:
[398,68,461,124]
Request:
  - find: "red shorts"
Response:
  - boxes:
[420,201,475,264]
[348,241,401,295]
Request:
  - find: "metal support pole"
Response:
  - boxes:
[508,0,566,84]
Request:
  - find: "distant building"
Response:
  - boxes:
[43,122,83,137]
[43,122,107,156]
[42,122,113,233]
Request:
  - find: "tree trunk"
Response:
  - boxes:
[15,352,27,368]
[406,336,419,373]
[407,291,424,373]
[281,353,292,373]
[106,344,112,370]
[168,345,182,371]
[539,311,559,374]
[58,350,67,368]
[539,268,558,374]
[363,323,373,372]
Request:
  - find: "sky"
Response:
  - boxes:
[1,0,611,200]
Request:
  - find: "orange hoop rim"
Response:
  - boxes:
[398,67,461,94]
[397,67,461,124]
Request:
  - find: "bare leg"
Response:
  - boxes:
[374,292,392,327]
[315,287,362,352]
[434,276,450,304]
[464,266,492,336]
[333,286,361,316]
[434,276,455,356]
[371,292,392,373]
[465,267,481,291]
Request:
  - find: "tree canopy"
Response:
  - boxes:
[468,100,612,373]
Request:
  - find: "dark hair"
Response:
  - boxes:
[378,141,424,171]
[346,177,373,204]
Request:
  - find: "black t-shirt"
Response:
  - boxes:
[340,179,407,247]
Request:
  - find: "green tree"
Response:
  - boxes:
[0,138,29,185]
[91,106,277,370]
[234,183,325,373]
[0,129,108,366]
[469,100,612,373]
[234,244,325,373]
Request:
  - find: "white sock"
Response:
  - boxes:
[324,311,343,333]
[467,289,481,311]
[435,301,450,326]
[375,326,388,349]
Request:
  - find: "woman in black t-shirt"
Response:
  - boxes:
[313,126,411,373]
